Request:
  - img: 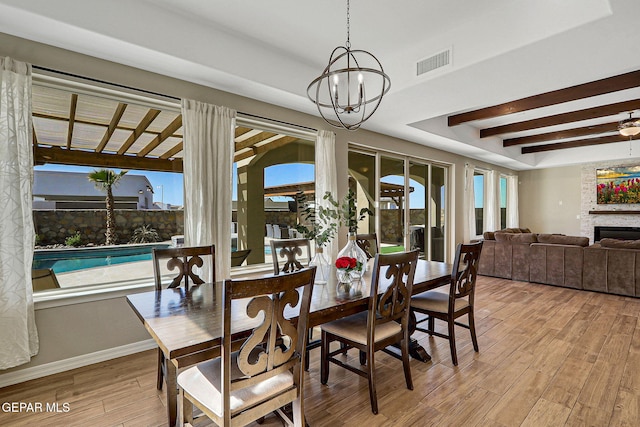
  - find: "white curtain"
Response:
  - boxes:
[484,170,501,232]
[463,163,477,242]
[0,57,38,369]
[506,174,519,228]
[181,100,236,280]
[315,130,338,260]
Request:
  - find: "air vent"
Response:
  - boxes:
[416,49,451,76]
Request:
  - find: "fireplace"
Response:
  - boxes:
[594,226,640,242]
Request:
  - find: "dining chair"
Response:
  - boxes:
[320,250,419,414]
[176,267,316,427]
[411,241,483,366]
[270,238,315,370]
[152,245,215,390]
[270,238,311,275]
[356,233,378,260]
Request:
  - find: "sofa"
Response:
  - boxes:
[582,238,640,297]
[478,229,593,292]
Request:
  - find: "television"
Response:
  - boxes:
[596,166,640,204]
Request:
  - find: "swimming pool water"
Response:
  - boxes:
[33,244,170,274]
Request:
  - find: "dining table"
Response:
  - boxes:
[126,259,452,427]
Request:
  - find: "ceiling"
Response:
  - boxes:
[2,0,640,170]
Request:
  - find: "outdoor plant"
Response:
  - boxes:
[322,189,373,233]
[294,191,338,248]
[65,232,82,247]
[88,168,128,245]
[129,224,160,244]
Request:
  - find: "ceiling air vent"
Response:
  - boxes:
[416,49,451,76]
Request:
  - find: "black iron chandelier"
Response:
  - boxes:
[307,0,391,131]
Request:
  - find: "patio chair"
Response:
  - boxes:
[231,249,251,267]
[152,245,216,390]
[176,267,316,427]
[31,268,61,291]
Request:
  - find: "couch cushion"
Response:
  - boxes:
[494,232,538,243]
[536,234,589,247]
[600,238,640,249]
[483,227,532,240]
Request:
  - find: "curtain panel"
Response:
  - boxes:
[506,174,519,228]
[484,170,501,233]
[0,57,38,369]
[181,100,236,280]
[463,163,477,242]
[315,130,338,260]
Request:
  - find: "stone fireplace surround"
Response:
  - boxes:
[581,161,640,243]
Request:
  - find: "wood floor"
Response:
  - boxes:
[2,276,640,426]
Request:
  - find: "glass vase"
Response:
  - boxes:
[309,246,330,285]
[337,231,368,276]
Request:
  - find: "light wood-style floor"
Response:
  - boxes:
[2,276,640,426]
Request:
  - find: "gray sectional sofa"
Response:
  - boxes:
[476,229,640,297]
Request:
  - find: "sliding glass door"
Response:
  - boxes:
[348,149,449,261]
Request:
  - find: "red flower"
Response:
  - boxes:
[335,257,354,269]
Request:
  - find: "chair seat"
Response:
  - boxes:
[177,351,294,417]
[411,291,469,314]
[321,311,402,345]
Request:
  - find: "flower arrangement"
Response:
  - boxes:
[335,256,362,272]
[294,191,337,248]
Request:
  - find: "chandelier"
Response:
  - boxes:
[307,0,391,131]
[619,112,640,137]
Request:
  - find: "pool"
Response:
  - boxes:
[33,243,171,274]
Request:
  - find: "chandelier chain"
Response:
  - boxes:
[346,0,351,48]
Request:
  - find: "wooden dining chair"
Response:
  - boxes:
[320,250,419,414]
[176,267,316,427]
[270,238,311,275]
[411,241,483,366]
[152,245,215,390]
[356,233,378,260]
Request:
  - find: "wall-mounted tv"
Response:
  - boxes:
[597,166,640,204]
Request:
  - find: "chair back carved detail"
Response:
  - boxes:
[152,245,215,290]
[270,238,311,275]
[356,233,378,260]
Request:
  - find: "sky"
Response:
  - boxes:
[35,163,461,208]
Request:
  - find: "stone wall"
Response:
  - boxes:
[380,209,426,243]
[581,160,640,243]
[34,210,184,245]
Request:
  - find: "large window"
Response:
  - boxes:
[348,148,450,262]
[30,77,315,294]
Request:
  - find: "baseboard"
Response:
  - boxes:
[0,339,157,389]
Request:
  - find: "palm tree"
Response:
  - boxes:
[88,169,127,245]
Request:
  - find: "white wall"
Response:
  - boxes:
[519,165,582,235]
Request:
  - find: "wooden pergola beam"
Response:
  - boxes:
[159,141,183,159]
[234,135,298,162]
[96,103,127,153]
[66,94,78,149]
[117,109,161,155]
[35,145,183,172]
[235,131,277,152]
[448,69,640,126]
[137,114,182,157]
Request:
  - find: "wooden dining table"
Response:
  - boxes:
[126,259,452,427]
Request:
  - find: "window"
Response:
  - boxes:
[473,172,485,236]
[232,125,315,267]
[348,147,450,261]
[500,175,508,230]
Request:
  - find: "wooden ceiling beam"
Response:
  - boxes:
[35,145,183,172]
[66,94,78,149]
[521,134,639,154]
[117,109,161,155]
[449,69,640,126]
[235,131,277,151]
[503,122,619,147]
[481,99,640,138]
[137,115,182,157]
[159,141,183,159]
[96,102,127,153]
